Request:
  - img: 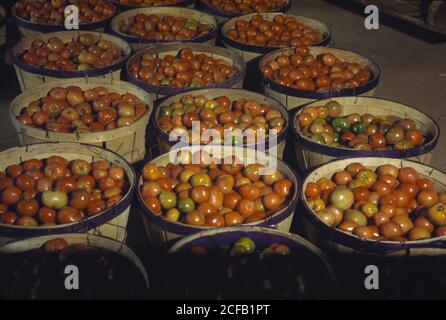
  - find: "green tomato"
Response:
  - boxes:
[343,209,367,226]
[325,101,342,117]
[331,117,350,133]
[160,78,171,86]
[333,132,340,143]
[313,118,326,126]
[329,186,354,211]
[310,123,324,135]
[351,121,365,135]
[184,19,198,30]
[190,172,212,187]
[234,237,256,254]
[361,202,378,218]
[159,192,177,210]
[159,106,173,117]
[310,134,326,144]
[171,109,185,117]
[177,197,195,214]
[394,140,414,150]
[190,82,202,88]
[354,143,372,150]
[183,103,196,112]
[378,121,392,134]
[165,208,180,222]
[204,100,219,110]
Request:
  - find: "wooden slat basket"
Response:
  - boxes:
[12,30,132,92]
[126,42,246,102]
[301,157,446,255]
[11,3,117,39]
[0,233,149,294]
[169,226,339,297]
[137,146,299,247]
[221,13,331,62]
[10,78,153,164]
[0,142,135,243]
[153,88,289,159]
[292,96,440,172]
[260,46,380,111]
[110,6,217,51]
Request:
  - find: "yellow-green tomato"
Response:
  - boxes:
[316,208,336,227]
[343,209,367,226]
[234,237,256,253]
[159,191,177,210]
[330,186,354,211]
[361,202,378,218]
[190,172,212,187]
[325,101,341,117]
[165,208,180,222]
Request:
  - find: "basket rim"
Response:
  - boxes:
[292,95,440,158]
[109,6,218,46]
[110,0,194,10]
[9,77,153,141]
[220,13,331,54]
[0,141,136,237]
[152,87,290,147]
[137,146,300,236]
[125,42,247,97]
[259,46,381,99]
[12,30,131,78]
[196,0,291,19]
[11,3,117,32]
[300,156,446,254]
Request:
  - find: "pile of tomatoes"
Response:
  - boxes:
[140,153,293,227]
[0,157,128,227]
[305,162,446,241]
[262,46,373,91]
[157,94,285,144]
[226,14,323,47]
[128,47,239,89]
[20,34,124,72]
[113,0,183,5]
[204,0,287,14]
[17,86,148,133]
[296,101,425,150]
[119,14,214,41]
[14,0,115,25]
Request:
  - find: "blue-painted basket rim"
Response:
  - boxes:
[13,53,129,78]
[152,88,290,148]
[136,151,300,236]
[292,96,440,158]
[111,0,194,11]
[125,43,246,98]
[110,28,217,46]
[260,46,381,100]
[301,156,446,254]
[12,31,131,78]
[11,5,117,33]
[196,0,291,19]
[110,19,217,46]
[0,141,135,239]
[220,14,331,54]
